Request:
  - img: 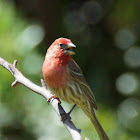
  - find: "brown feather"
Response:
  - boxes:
[68,59,98,110]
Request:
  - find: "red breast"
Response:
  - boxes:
[42,53,71,89]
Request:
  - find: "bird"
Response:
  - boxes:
[42,37,110,140]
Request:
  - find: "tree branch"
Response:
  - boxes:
[0,57,82,140]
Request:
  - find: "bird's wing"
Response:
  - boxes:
[68,59,98,110]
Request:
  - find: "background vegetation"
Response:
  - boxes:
[0,0,140,139]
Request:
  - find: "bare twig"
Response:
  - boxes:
[0,57,82,140]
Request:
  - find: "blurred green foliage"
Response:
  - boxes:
[0,0,140,139]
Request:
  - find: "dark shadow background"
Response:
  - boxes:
[0,0,140,139]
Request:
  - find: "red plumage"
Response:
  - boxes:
[42,37,110,140]
[51,38,72,46]
[42,38,71,89]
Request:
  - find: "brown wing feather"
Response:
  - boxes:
[68,59,98,110]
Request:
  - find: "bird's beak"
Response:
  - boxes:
[67,43,76,49]
[65,43,76,55]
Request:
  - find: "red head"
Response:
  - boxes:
[46,38,76,59]
[51,38,72,46]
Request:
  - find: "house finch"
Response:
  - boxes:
[42,38,110,140]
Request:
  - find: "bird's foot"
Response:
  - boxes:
[47,95,61,104]
[61,104,76,122]
[61,112,71,122]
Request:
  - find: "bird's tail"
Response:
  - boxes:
[90,111,110,140]
[82,107,110,140]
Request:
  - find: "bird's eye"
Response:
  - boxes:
[59,43,63,47]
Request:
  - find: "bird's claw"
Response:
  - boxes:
[47,95,61,104]
[61,104,76,122]
[61,112,71,122]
